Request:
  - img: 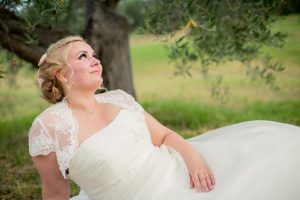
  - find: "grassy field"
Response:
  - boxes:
[0,14,299,199]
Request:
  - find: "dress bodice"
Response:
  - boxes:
[69,109,152,199]
[68,108,189,200]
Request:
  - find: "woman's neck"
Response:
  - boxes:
[65,90,97,113]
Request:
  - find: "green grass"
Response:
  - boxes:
[1,14,300,198]
[143,99,300,138]
[131,43,168,70]
[263,15,300,64]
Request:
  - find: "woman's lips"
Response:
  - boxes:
[90,70,100,74]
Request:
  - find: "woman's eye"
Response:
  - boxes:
[93,54,98,59]
[79,53,87,59]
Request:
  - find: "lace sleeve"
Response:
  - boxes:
[117,89,144,113]
[28,118,55,156]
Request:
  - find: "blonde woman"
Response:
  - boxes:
[29,36,300,200]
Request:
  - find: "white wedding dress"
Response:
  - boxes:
[28,90,300,200]
[69,113,300,200]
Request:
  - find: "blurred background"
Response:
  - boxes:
[0,0,299,198]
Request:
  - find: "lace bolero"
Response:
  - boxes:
[28,89,145,179]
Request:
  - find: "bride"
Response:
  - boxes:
[28,36,300,200]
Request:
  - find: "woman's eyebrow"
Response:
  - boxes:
[76,51,95,56]
[76,51,88,56]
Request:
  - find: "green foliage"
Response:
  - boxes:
[4,0,85,43]
[0,47,27,87]
[117,0,146,31]
[144,0,287,102]
[0,55,5,79]
[18,0,70,30]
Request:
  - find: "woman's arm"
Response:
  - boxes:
[144,111,215,192]
[32,152,70,200]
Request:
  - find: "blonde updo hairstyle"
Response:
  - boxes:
[37,36,85,104]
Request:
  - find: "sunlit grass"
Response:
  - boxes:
[143,99,300,137]
[131,53,300,107]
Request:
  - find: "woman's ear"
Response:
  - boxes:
[54,70,68,83]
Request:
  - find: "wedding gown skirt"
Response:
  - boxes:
[69,109,300,200]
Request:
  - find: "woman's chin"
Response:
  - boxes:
[94,80,103,90]
[76,78,103,92]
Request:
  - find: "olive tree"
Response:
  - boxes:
[144,0,286,101]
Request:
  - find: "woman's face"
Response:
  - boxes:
[66,41,103,91]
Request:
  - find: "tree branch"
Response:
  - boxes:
[0,8,70,67]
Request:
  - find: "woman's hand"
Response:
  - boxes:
[186,154,215,192]
[143,112,216,192]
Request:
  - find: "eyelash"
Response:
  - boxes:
[79,53,87,59]
[78,53,98,59]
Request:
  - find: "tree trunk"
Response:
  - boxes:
[84,0,136,96]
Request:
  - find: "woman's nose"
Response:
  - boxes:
[91,56,101,66]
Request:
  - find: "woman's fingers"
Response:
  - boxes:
[198,173,209,192]
[204,171,213,190]
[189,174,195,188]
[208,169,216,185]
[191,173,201,192]
[191,172,207,192]
[191,169,215,192]
[188,159,215,193]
